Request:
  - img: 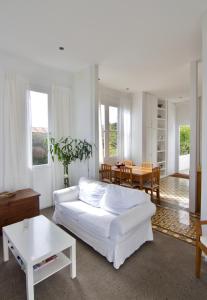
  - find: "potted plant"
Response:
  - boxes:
[49,136,93,187]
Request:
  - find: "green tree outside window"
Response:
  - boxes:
[180,125,190,155]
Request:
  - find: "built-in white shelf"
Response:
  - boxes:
[157,99,167,178]
[33,253,71,285]
[158,160,166,164]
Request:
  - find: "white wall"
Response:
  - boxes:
[176,101,191,125]
[69,65,99,185]
[201,13,207,221]
[0,51,73,209]
[131,92,144,165]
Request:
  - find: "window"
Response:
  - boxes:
[30,91,49,165]
[109,106,118,157]
[100,104,119,161]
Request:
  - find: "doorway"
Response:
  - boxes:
[159,124,190,210]
[179,124,190,176]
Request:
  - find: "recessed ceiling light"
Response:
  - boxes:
[59,46,64,51]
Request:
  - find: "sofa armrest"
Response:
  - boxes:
[110,202,156,238]
[53,186,79,204]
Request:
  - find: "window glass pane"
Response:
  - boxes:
[109,131,118,157]
[101,104,105,131]
[109,106,118,131]
[30,91,48,165]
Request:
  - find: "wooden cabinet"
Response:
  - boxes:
[0,189,40,230]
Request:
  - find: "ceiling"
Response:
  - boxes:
[0,0,206,98]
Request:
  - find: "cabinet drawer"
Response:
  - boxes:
[9,197,39,213]
[0,206,9,217]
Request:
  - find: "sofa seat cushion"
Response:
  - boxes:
[57,201,94,221]
[78,209,116,238]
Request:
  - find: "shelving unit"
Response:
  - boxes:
[142,93,168,177]
[157,99,167,178]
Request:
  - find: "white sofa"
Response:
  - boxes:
[53,177,156,269]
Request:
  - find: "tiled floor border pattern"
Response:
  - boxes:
[152,205,198,246]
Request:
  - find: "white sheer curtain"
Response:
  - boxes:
[99,104,104,164]
[50,85,71,191]
[119,97,132,161]
[0,73,32,191]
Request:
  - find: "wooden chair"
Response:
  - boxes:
[141,162,153,169]
[119,166,138,188]
[123,160,133,166]
[195,220,207,278]
[101,164,112,183]
[143,167,160,202]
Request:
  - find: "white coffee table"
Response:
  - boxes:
[2,215,76,300]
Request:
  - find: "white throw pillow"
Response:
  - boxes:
[100,184,150,215]
[78,177,106,207]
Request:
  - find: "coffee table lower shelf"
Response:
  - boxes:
[33,253,71,285]
[8,242,71,285]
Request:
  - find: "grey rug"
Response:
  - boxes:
[0,207,207,300]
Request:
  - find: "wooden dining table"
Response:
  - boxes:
[111,166,152,189]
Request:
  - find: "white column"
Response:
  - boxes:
[70,65,99,185]
[201,13,207,220]
[91,64,99,179]
[189,61,198,213]
[131,92,144,165]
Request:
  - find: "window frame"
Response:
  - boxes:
[30,89,50,168]
[100,103,120,162]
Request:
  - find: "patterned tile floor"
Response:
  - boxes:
[151,176,198,245]
[152,205,197,245]
[159,176,189,210]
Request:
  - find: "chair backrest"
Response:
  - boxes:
[101,164,112,182]
[141,162,153,169]
[119,166,132,184]
[151,167,160,187]
[123,160,133,166]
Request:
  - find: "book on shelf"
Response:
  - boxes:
[33,255,57,271]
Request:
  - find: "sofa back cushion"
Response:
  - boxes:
[100,184,150,215]
[78,177,106,207]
